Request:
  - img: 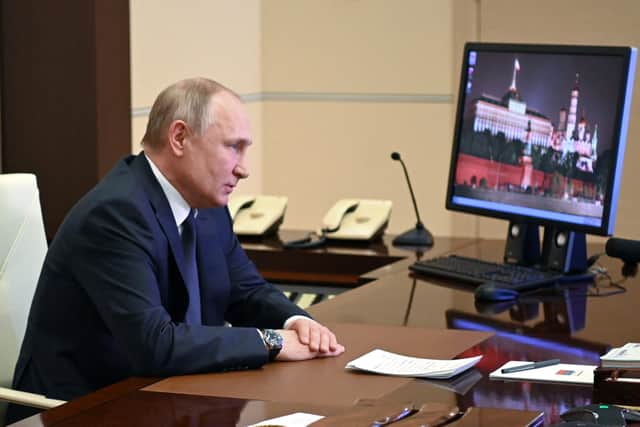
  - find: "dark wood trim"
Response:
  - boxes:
[38,377,159,426]
[0,0,131,239]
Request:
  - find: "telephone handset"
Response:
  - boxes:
[322,199,360,232]
[283,198,392,249]
[228,194,256,220]
[227,194,288,236]
[322,199,392,241]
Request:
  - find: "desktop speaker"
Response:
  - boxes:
[503,222,540,265]
[541,228,587,273]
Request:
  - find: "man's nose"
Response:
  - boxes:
[233,164,249,179]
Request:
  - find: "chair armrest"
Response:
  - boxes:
[0,386,66,409]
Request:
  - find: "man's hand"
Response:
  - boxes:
[284,317,345,354]
[275,329,344,361]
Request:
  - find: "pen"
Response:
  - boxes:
[501,358,561,374]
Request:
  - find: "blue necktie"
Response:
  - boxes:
[182,209,201,324]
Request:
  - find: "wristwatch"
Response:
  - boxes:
[261,329,283,361]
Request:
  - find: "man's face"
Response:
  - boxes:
[180,92,252,208]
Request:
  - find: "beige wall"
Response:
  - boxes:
[261,0,456,233]
[131,0,640,239]
[129,0,264,194]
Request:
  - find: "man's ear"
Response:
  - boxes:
[167,120,189,157]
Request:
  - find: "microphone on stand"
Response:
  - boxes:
[605,236,640,277]
[390,151,434,247]
[606,237,640,264]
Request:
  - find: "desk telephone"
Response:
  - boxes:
[322,198,392,241]
[228,194,288,236]
[229,195,392,245]
[283,198,392,249]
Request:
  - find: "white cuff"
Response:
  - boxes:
[283,315,316,329]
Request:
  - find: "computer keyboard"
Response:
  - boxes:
[409,254,562,290]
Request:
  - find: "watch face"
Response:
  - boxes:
[264,329,283,350]
[263,329,283,361]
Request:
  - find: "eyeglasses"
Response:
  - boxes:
[371,405,417,426]
[371,405,464,427]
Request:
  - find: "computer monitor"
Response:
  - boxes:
[446,42,637,272]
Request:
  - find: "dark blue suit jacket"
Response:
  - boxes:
[11,154,308,402]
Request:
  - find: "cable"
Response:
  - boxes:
[586,263,628,297]
[282,231,327,249]
[586,252,605,267]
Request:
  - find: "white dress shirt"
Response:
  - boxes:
[144,154,311,335]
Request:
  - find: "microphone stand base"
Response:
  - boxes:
[393,227,434,247]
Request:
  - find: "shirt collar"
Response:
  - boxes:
[145,153,193,228]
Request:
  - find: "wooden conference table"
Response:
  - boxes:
[10,231,639,426]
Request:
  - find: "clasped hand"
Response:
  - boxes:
[275,317,345,361]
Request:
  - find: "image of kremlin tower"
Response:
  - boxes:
[454,56,610,219]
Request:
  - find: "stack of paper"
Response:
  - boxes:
[345,349,482,379]
[490,361,596,385]
[601,343,640,368]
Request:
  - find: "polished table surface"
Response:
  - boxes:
[10,232,638,426]
[143,323,491,406]
[308,237,637,424]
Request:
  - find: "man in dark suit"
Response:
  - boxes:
[6,78,344,424]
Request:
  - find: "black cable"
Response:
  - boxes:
[586,266,628,297]
[282,231,327,249]
[586,252,605,267]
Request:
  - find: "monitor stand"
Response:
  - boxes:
[503,222,588,273]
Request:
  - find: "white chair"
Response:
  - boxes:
[0,174,65,423]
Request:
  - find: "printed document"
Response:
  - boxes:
[249,412,324,427]
[490,361,596,385]
[345,349,482,379]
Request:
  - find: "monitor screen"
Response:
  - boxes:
[446,43,637,236]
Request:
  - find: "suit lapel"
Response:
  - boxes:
[129,154,190,286]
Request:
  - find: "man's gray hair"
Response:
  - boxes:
[142,78,237,148]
